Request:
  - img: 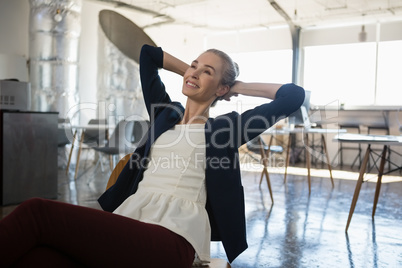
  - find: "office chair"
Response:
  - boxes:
[332,124,362,169]
[246,135,283,203]
[367,118,391,172]
[57,118,74,168]
[57,118,73,148]
[66,119,108,179]
[92,120,150,173]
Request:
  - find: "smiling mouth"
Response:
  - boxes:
[186,81,198,88]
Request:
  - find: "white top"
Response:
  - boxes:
[113,124,211,263]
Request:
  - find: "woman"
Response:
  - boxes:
[0,44,304,267]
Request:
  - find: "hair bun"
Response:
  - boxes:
[234,62,240,78]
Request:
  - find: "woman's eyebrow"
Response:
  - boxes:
[192,60,215,72]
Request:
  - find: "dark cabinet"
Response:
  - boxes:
[1,110,58,205]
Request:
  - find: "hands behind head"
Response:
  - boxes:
[222,81,242,101]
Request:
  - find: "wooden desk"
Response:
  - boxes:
[333,133,402,231]
[263,127,346,193]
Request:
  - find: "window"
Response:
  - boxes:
[303,43,377,107]
[210,49,293,117]
[161,49,293,117]
[376,40,402,106]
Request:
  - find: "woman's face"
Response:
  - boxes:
[182,52,228,104]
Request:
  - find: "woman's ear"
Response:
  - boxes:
[216,85,230,97]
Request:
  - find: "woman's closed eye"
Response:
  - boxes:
[190,65,212,75]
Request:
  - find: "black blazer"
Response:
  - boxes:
[98,45,305,262]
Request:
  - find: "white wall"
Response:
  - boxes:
[0,0,30,57]
[205,26,292,53]
[301,20,402,47]
[0,0,30,81]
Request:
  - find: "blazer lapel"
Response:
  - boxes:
[144,102,184,157]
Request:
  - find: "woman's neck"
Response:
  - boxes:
[179,99,210,124]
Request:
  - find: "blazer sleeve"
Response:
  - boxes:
[232,83,305,147]
[139,44,172,121]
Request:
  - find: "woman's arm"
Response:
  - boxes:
[226,83,305,147]
[162,51,189,76]
[223,81,283,101]
[139,45,171,117]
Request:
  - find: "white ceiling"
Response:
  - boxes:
[92,0,402,31]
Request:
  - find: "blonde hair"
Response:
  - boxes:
[205,48,239,87]
[205,49,239,106]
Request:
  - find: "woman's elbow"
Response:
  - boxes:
[294,85,306,108]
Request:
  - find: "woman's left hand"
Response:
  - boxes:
[222,81,242,101]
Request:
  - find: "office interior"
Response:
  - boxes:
[1,1,402,267]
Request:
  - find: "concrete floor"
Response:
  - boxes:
[1,153,402,268]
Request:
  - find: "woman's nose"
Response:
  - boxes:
[191,69,200,79]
